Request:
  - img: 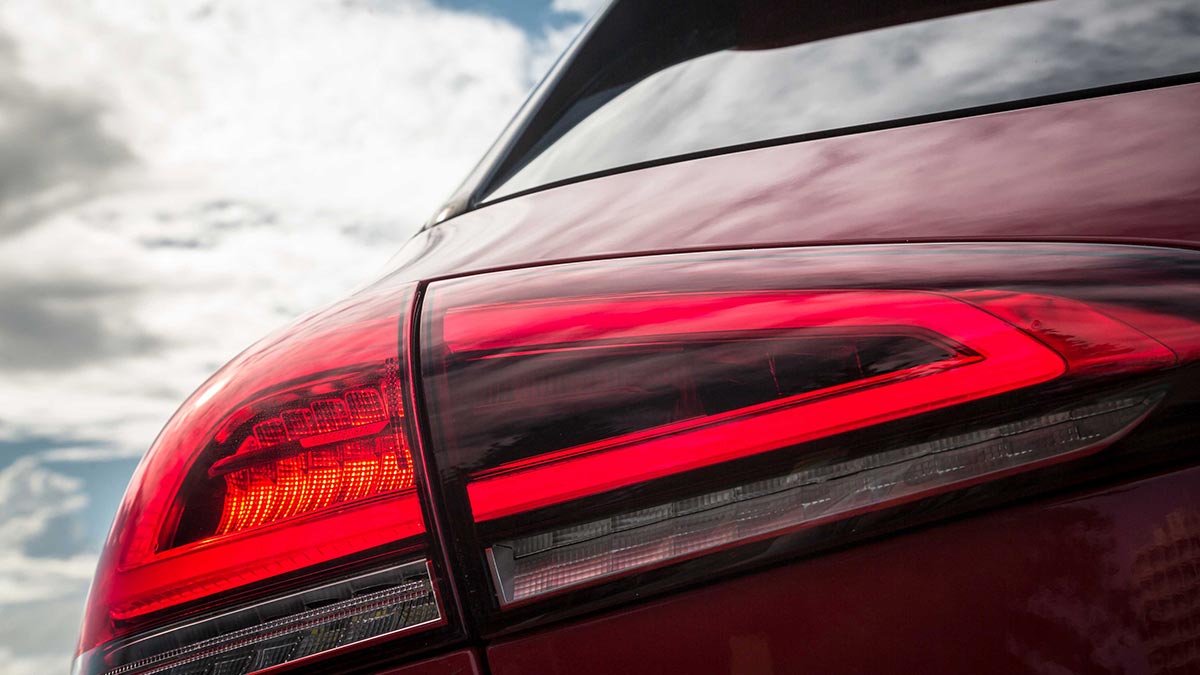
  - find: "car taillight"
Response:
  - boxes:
[181,371,414,545]
[418,244,1198,627]
[75,284,454,675]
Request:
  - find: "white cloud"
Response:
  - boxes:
[0,1,584,668]
[0,456,80,503]
[0,552,96,605]
[0,648,71,675]
[1,0,532,219]
[0,454,94,667]
[0,457,96,674]
[0,456,87,546]
[0,457,95,603]
[0,0,578,457]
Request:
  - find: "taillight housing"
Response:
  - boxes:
[76,241,1200,667]
[75,283,456,675]
[418,243,1199,632]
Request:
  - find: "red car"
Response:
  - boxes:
[75,1,1200,673]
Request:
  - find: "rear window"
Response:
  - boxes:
[484,0,1200,201]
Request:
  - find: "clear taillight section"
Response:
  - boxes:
[99,562,439,675]
[419,244,1199,618]
[490,393,1159,603]
[75,284,449,675]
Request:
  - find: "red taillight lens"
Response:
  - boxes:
[76,285,450,675]
[177,373,414,544]
[455,290,1068,521]
[419,244,1198,620]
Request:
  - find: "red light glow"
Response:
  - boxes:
[77,286,427,655]
[108,491,425,621]
[455,291,1076,521]
[217,435,415,536]
[102,368,426,624]
[209,384,415,537]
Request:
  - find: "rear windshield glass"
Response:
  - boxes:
[485,0,1200,201]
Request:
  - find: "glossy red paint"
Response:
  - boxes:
[377,649,483,675]
[486,463,1200,675]
[384,84,1200,284]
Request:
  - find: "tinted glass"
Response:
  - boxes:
[486,0,1200,200]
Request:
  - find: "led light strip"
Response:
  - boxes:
[460,290,1067,521]
[97,561,440,675]
[488,394,1161,604]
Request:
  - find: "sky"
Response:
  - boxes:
[0,1,604,672]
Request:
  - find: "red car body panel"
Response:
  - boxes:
[386,83,1200,286]
[378,649,482,675]
[485,464,1200,675]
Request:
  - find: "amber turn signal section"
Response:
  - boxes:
[216,436,413,536]
[202,383,414,538]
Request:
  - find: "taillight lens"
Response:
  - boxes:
[456,289,1071,521]
[419,244,1198,625]
[177,370,414,546]
[76,284,451,675]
